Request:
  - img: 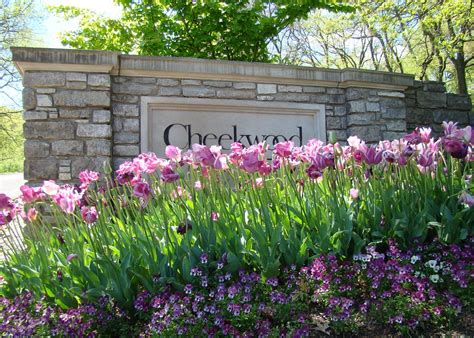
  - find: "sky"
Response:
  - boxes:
[1,0,122,107]
[39,0,122,48]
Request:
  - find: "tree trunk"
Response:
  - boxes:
[450,51,468,95]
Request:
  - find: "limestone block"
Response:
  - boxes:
[385,120,406,131]
[36,95,53,107]
[23,72,65,87]
[433,110,469,124]
[122,119,139,132]
[156,78,180,86]
[112,103,139,117]
[334,105,347,116]
[59,173,72,181]
[326,129,347,141]
[54,90,110,107]
[377,91,405,98]
[59,109,91,119]
[447,94,472,111]
[380,97,405,109]
[257,95,275,101]
[22,88,36,110]
[346,88,369,100]
[114,132,139,144]
[113,119,123,132]
[302,86,325,93]
[88,74,111,87]
[66,81,87,90]
[114,145,140,156]
[23,111,48,120]
[181,79,201,85]
[274,93,310,102]
[216,89,255,99]
[59,159,71,166]
[348,126,381,142]
[326,116,347,129]
[66,73,87,82]
[233,82,256,89]
[52,140,84,155]
[381,107,406,120]
[77,124,112,138]
[25,159,58,180]
[422,82,446,92]
[310,94,345,104]
[36,88,56,94]
[49,112,58,119]
[158,87,182,96]
[382,131,406,140]
[92,110,111,123]
[24,121,75,140]
[326,88,345,95]
[203,81,232,88]
[348,100,366,113]
[257,84,277,94]
[416,91,446,108]
[86,139,112,156]
[182,86,215,97]
[111,94,139,103]
[278,85,302,93]
[112,82,157,95]
[71,156,111,177]
[347,113,377,126]
[24,140,49,158]
[366,102,381,112]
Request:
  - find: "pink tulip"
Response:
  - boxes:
[0,193,13,210]
[26,208,38,222]
[444,139,468,159]
[20,185,44,203]
[53,187,82,214]
[79,170,100,190]
[160,166,180,183]
[350,188,359,200]
[211,212,219,221]
[81,206,98,224]
[417,150,434,167]
[213,155,229,170]
[165,145,182,162]
[133,181,152,198]
[241,145,261,173]
[42,180,60,196]
[192,144,215,166]
[274,141,294,158]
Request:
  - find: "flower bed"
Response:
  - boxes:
[0,121,473,335]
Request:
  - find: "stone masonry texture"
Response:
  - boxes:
[13,48,473,185]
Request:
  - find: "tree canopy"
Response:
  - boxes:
[51,0,352,62]
[275,0,473,95]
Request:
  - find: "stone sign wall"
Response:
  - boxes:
[11,47,472,185]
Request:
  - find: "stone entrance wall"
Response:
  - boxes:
[12,47,472,185]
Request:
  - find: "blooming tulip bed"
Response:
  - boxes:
[0,121,473,335]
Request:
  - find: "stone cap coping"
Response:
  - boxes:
[12,47,414,90]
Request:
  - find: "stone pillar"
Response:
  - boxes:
[22,72,112,184]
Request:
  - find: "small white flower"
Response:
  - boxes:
[411,255,420,264]
[425,260,437,269]
[430,274,440,283]
[433,265,440,272]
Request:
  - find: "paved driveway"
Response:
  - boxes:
[0,172,25,198]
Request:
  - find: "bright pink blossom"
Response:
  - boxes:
[53,187,82,214]
[274,141,294,158]
[133,181,152,198]
[350,188,359,200]
[81,206,98,224]
[192,144,215,166]
[241,145,261,173]
[79,170,100,190]
[26,208,38,222]
[165,145,182,162]
[20,185,44,203]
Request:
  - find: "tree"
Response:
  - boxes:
[275,0,473,95]
[51,0,352,62]
[0,0,39,171]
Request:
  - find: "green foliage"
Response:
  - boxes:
[0,152,472,310]
[0,108,23,173]
[51,0,353,62]
[279,0,473,95]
